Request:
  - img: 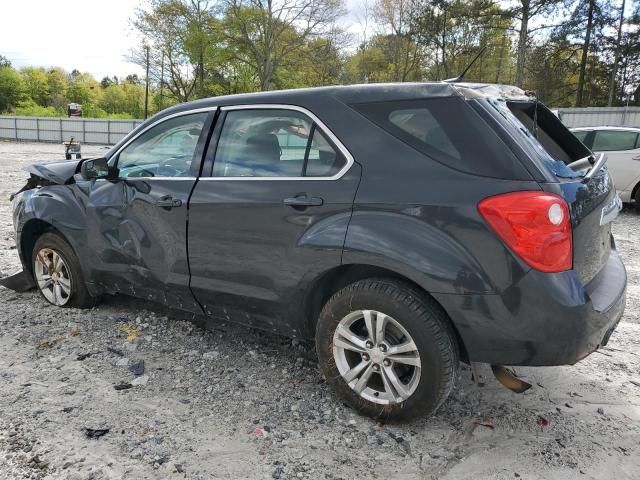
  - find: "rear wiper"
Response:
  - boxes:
[582,153,608,183]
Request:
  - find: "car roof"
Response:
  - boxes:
[156,82,530,119]
[570,126,640,132]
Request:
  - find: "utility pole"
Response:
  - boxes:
[159,50,165,111]
[144,44,150,119]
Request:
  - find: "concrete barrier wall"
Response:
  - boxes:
[556,107,640,128]
[0,117,143,145]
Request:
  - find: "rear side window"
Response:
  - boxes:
[592,130,639,151]
[212,109,346,177]
[352,97,529,179]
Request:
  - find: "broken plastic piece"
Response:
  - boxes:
[0,269,36,292]
[128,360,145,376]
[85,428,109,439]
[536,416,549,427]
[491,365,532,393]
[474,421,495,430]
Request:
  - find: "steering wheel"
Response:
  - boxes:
[157,156,189,177]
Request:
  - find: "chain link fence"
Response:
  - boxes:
[0,117,143,145]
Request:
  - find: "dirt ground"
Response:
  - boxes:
[0,140,638,480]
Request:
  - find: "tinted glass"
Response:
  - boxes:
[353,97,528,179]
[213,109,344,177]
[572,130,589,142]
[305,128,344,177]
[592,130,639,151]
[117,113,207,178]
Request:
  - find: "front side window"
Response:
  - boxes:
[116,112,208,178]
[592,130,639,152]
[212,109,345,177]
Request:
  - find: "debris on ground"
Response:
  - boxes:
[76,352,99,361]
[84,428,109,440]
[106,346,125,356]
[36,337,65,349]
[1,143,639,479]
[128,359,145,376]
[536,416,550,427]
[474,421,495,430]
[118,323,139,342]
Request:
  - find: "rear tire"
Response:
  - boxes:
[32,231,97,309]
[316,278,459,422]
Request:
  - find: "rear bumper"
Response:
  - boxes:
[435,250,627,366]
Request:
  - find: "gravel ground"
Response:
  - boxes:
[0,141,639,480]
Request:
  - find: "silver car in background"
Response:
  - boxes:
[571,126,640,206]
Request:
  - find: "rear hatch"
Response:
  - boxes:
[477,93,619,284]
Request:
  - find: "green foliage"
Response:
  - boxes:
[0,66,25,112]
[81,103,109,118]
[21,67,50,105]
[14,99,63,117]
[2,0,639,117]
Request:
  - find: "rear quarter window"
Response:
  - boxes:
[351,96,531,180]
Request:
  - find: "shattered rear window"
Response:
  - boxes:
[486,98,582,179]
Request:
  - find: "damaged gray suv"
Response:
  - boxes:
[3,83,627,421]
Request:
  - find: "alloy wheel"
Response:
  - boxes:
[34,248,72,306]
[332,309,421,404]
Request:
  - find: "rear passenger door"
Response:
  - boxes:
[591,129,640,195]
[188,105,361,334]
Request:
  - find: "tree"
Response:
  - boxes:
[132,0,223,102]
[100,76,119,89]
[46,68,69,109]
[556,0,614,106]
[410,0,514,82]
[67,71,101,106]
[512,0,564,87]
[126,74,143,85]
[0,55,11,68]
[21,67,50,105]
[0,65,25,112]
[99,84,129,113]
[374,0,423,82]
[223,0,346,91]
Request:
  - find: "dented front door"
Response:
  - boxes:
[84,110,215,311]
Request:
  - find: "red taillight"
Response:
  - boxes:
[478,191,572,273]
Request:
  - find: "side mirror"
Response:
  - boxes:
[80,158,115,180]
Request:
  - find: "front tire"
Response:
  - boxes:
[316,278,459,421]
[32,231,97,308]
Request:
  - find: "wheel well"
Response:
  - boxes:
[632,181,640,203]
[20,219,56,272]
[304,264,469,362]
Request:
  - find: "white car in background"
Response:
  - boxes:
[571,126,640,205]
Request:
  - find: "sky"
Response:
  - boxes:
[0,0,367,81]
[1,0,145,79]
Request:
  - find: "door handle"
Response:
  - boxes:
[155,196,182,209]
[283,194,324,207]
